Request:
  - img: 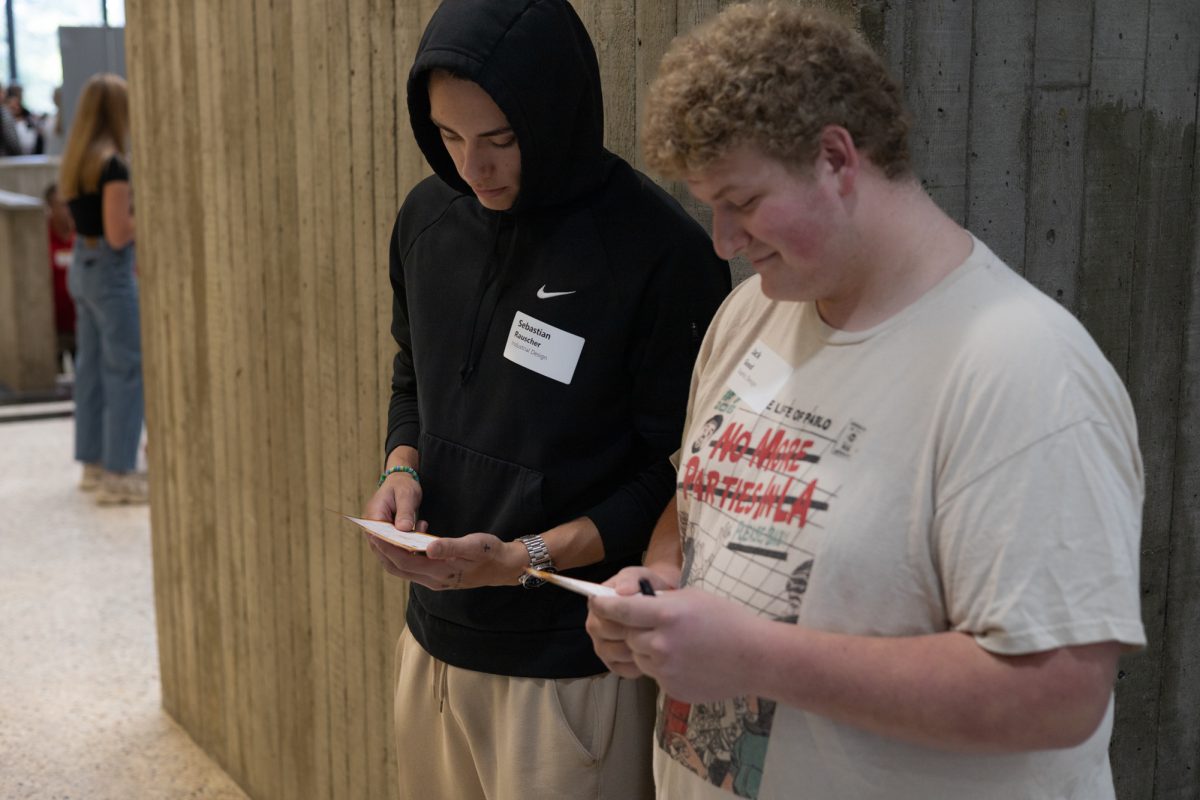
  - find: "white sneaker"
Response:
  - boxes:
[80,463,104,492]
[95,471,150,506]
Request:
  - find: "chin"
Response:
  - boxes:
[476,192,516,211]
[757,276,809,303]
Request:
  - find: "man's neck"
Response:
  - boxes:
[816,177,972,331]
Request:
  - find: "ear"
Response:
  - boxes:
[817,125,859,196]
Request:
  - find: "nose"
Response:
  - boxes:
[711,207,749,261]
[460,140,492,185]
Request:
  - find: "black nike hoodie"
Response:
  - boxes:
[386,0,730,677]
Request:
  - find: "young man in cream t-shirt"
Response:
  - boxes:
[586,6,1145,799]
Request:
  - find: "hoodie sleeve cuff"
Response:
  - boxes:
[582,460,676,561]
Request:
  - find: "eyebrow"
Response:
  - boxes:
[430,117,514,138]
[689,181,734,204]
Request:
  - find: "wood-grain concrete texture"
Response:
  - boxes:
[0,189,56,392]
[125,1,1198,798]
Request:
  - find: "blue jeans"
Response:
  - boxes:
[68,238,144,473]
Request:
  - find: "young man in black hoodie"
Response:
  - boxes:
[361,1,730,796]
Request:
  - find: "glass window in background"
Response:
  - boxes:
[10,0,125,115]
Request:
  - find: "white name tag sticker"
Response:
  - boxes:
[728,339,792,413]
[503,310,585,384]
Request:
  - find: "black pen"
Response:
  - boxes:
[638,578,656,597]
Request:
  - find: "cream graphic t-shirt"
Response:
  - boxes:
[655,238,1145,800]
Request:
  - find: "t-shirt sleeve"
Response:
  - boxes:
[100,155,130,187]
[934,418,1146,655]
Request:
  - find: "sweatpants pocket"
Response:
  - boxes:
[550,673,614,765]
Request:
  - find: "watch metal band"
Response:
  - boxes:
[518,534,555,587]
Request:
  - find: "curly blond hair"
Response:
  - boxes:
[643,2,909,179]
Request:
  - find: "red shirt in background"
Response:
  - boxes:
[49,225,75,336]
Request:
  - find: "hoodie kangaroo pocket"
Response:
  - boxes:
[418,431,547,539]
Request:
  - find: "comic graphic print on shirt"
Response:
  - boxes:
[658,358,864,799]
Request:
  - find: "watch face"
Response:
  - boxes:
[519,572,546,588]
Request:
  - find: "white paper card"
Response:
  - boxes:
[529,569,618,598]
[502,311,585,384]
[727,339,793,413]
[344,515,438,552]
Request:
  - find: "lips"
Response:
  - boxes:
[475,186,507,198]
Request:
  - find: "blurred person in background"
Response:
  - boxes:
[44,87,67,156]
[0,81,20,156]
[6,84,43,154]
[44,182,77,371]
[58,73,146,505]
[5,83,27,114]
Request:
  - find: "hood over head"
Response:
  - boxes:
[408,0,608,213]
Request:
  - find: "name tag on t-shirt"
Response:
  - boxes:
[503,310,585,384]
[728,339,792,413]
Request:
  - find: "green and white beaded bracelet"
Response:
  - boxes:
[378,465,420,487]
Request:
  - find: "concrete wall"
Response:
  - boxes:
[0,188,54,392]
[0,157,59,393]
[125,1,1199,798]
[0,155,60,198]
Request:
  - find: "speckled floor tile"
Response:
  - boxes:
[0,418,248,800]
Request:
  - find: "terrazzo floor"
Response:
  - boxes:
[0,418,249,800]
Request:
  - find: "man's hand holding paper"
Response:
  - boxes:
[370,527,528,591]
[588,576,763,704]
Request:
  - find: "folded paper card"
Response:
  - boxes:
[525,568,617,598]
[345,515,439,553]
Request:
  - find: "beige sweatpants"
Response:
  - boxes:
[393,627,657,800]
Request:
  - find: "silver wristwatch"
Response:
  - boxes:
[517,534,556,588]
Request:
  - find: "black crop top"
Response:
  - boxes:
[67,155,130,237]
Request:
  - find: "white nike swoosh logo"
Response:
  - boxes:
[537,285,577,299]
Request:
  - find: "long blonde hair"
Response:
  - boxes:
[58,73,130,201]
